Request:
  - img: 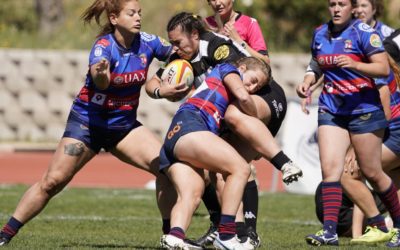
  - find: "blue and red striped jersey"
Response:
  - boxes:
[178,63,239,134]
[312,19,385,115]
[71,32,172,129]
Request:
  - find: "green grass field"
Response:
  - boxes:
[0,185,390,249]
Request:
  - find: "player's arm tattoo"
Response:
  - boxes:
[64,142,85,156]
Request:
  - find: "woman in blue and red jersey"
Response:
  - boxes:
[296,0,400,246]
[159,57,270,250]
[355,0,394,39]
[319,0,400,245]
[0,0,185,246]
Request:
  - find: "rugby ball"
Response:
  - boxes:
[161,59,194,88]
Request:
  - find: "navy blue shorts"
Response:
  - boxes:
[318,109,387,134]
[63,112,142,153]
[159,109,209,172]
[383,127,400,155]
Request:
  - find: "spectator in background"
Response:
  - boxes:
[0,0,184,246]
[296,0,400,246]
[204,0,270,65]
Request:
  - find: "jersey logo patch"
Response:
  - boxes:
[139,53,147,67]
[91,93,106,105]
[96,38,110,47]
[94,47,102,57]
[159,37,171,46]
[214,45,230,60]
[370,34,382,48]
[358,23,374,32]
[359,113,372,121]
[140,32,156,42]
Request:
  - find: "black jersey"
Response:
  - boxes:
[254,79,287,136]
[157,31,249,88]
[384,28,400,64]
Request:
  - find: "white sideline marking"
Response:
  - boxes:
[0,213,158,222]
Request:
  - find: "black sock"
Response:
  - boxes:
[202,184,221,226]
[0,217,24,240]
[162,219,170,234]
[236,222,247,242]
[270,151,291,170]
[243,180,258,231]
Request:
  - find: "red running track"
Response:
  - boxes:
[0,151,285,192]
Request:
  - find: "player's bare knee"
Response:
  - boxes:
[224,107,243,131]
[237,164,251,180]
[41,174,69,196]
[363,170,383,184]
[192,191,203,209]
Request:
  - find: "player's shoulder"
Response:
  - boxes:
[140,32,171,47]
[236,12,258,26]
[375,21,395,38]
[94,34,113,48]
[352,19,375,34]
[313,23,328,36]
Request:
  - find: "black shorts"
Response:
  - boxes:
[314,182,386,237]
[254,79,287,136]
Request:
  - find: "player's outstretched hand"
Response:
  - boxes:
[95,58,109,76]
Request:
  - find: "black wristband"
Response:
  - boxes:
[154,87,161,99]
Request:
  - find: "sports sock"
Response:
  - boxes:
[377,182,400,228]
[169,227,185,240]
[0,217,23,240]
[202,184,221,226]
[162,219,170,234]
[218,214,236,241]
[321,181,342,234]
[270,151,291,171]
[235,222,247,242]
[243,180,258,231]
[367,214,388,232]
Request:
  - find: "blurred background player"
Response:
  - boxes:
[0,0,184,246]
[355,0,394,39]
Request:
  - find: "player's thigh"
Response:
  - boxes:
[382,144,400,171]
[351,131,384,172]
[45,137,95,183]
[226,95,271,124]
[175,131,249,175]
[318,125,350,172]
[111,125,161,175]
[382,128,400,171]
